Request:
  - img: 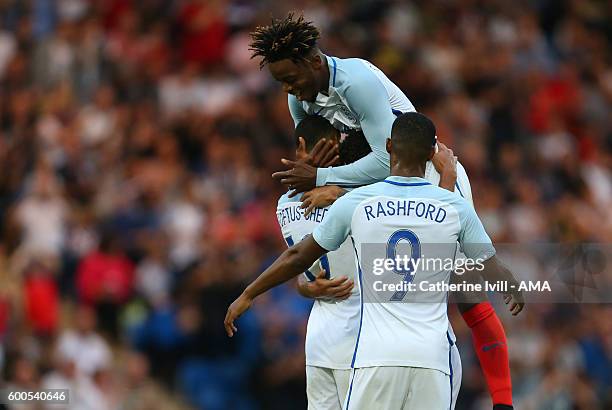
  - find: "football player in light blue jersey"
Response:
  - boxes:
[250,14,459,193]
[225,112,523,410]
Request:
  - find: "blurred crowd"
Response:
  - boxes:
[0,0,610,409]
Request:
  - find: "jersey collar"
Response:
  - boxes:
[326,55,338,88]
[312,55,338,106]
[383,176,431,186]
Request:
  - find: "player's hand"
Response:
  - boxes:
[504,290,524,316]
[296,137,339,167]
[272,159,317,197]
[304,269,354,300]
[301,186,346,216]
[224,292,253,337]
[432,141,457,171]
[432,141,458,191]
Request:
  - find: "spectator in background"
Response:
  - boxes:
[76,232,134,338]
[22,258,59,337]
[178,0,228,66]
[55,304,111,378]
[4,353,40,410]
[159,63,208,119]
[32,21,77,89]
[135,235,172,306]
[0,26,17,79]
[579,306,612,404]
[12,162,68,261]
[162,179,206,271]
[77,85,118,148]
[41,346,91,410]
[117,350,189,410]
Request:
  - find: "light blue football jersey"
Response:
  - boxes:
[288,55,415,187]
[312,176,495,374]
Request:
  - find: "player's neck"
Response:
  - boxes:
[390,163,426,179]
[317,52,330,95]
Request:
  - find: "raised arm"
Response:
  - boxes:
[432,142,459,192]
[315,73,400,187]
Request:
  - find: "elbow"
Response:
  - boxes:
[373,148,390,162]
[284,246,311,273]
[371,150,390,171]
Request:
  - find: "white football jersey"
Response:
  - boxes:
[425,160,473,206]
[313,176,495,374]
[276,192,360,369]
[275,163,473,371]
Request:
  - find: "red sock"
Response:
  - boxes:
[461,302,513,406]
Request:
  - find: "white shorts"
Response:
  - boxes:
[343,366,454,410]
[306,366,352,410]
[450,342,462,409]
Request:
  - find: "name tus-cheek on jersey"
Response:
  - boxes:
[277,205,329,228]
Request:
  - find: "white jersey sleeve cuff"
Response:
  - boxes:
[316,167,330,187]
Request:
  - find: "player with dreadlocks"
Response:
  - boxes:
[249,13,518,410]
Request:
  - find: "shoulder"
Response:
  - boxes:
[332,57,382,91]
[410,183,470,210]
[427,184,469,203]
[333,56,372,74]
[334,182,385,205]
[428,185,475,219]
[277,192,303,208]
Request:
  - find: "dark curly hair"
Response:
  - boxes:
[295,115,339,151]
[249,13,320,69]
[340,130,372,165]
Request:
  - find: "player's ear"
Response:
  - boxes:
[311,54,323,70]
[386,138,392,154]
[296,136,308,161]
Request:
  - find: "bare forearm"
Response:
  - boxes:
[225,238,327,337]
[438,170,457,192]
[316,151,389,186]
[480,256,519,288]
[244,238,326,300]
[244,248,313,299]
[480,256,525,315]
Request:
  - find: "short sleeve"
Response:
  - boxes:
[457,203,496,261]
[288,94,307,127]
[312,194,355,251]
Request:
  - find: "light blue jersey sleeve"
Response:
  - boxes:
[288,94,307,126]
[312,193,358,251]
[316,70,399,187]
[456,201,496,261]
